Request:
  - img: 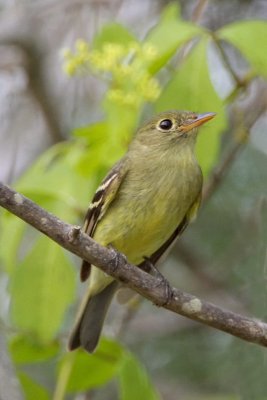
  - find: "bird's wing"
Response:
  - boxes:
[80,158,129,282]
[138,192,202,269]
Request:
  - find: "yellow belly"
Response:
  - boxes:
[97,203,181,265]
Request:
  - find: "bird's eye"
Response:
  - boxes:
[158,119,173,131]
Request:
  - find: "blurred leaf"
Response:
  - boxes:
[73,122,117,177]
[93,23,137,49]
[156,38,226,175]
[16,142,90,220]
[104,100,138,153]
[0,213,26,274]
[10,335,59,364]
[119,352,160,400]
[218,20,267,77]
[145,3,202,74]
[10,237,76,342]
[18,372,49,400]
[59,338,124,392]
[73,121,107,142]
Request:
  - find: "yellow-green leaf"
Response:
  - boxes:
[93,23,136,49]
[18,372,49,400]
[10,237,76,342]
[58,338,124,393]
[119,352,161,400]
[218,20,267,77]
[9,335,59,364]
[145,3,202,74]
[0,212,26,274]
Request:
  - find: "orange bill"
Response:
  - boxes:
[180,112,216,132]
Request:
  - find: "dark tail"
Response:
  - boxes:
[68,281,118,353]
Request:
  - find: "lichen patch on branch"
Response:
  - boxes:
[181,298,202,314]
[13,193,24,205]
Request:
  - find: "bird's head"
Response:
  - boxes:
[134,110,216,151]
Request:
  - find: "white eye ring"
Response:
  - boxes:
[158,119,174,131]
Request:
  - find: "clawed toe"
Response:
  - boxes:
[108,244,127,272]
[141,256,173,307]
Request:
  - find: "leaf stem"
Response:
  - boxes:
[53,352,75,400]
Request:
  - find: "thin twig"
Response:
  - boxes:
[211,32,245,87]
[0,40,65,143]
[1,182,267,348]
[192,0,210,23]
[203,85,267,202]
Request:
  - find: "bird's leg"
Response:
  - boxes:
[141,256,173,307]
[142,256,165,279]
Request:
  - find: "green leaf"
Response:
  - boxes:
[145,3,202,74]
[155,38,226,176]
[93,23,137,49]
[73,122,108,175]
[73,121,118,177]
[73,113,136,177]
[119,352,160,400]
[16,142,90,221]
[218,20,267,77]
[9,335,59,364]
[73,121,107,141]
[104,100,139,150]
[18,372,49,400]
[10,236,76,342]
[0,212,26,274]
[58,338,124,392]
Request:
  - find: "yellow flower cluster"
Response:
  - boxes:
[62,39,161,107]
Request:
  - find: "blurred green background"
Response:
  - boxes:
[0,1,267,399]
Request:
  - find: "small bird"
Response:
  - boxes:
[68,110,216,353]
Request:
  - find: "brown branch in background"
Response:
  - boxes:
[1,182,267,348]
[203,82,267,202]
[21,41,65,143]
[211,33,245,88]
[192,0,210,23]
[0,40,64,143]
[202,27,267,202]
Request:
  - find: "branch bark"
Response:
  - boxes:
[1,182,267,347]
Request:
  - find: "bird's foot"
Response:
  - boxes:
[108,244,127,273]
[142,256,173,307]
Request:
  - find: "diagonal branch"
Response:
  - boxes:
[1,182,267,347]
